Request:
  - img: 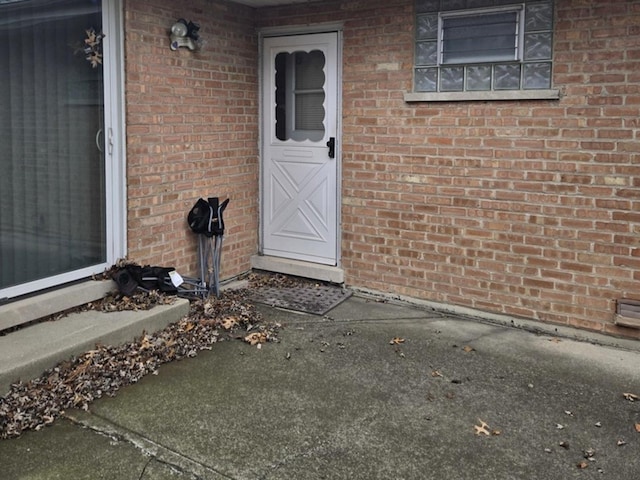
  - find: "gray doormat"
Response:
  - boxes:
[250,283,352,315]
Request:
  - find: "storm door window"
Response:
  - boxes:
[0,0,109,296]
[275,50,326,142]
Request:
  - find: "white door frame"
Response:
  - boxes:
[103,0,127,267]
[258,25,343,267]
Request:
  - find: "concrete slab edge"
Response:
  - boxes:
[351,287,640,353]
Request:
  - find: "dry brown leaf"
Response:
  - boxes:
[635,423,640,433]
[548,337,561,343]
[390,337,405,345]
[623,392,639,402]
[244,332,267,346]
[221,316,238,330]
[182,322,195,332]
[577,461,589,469]
[463,345,475,353]
[431,370,443,378]
[140,335,152,350]
[474,419,491,436]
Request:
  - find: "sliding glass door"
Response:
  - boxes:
[0,0,124,300]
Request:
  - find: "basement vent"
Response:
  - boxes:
[615,299,640,329]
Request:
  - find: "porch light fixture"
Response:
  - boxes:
[170,18,200,51]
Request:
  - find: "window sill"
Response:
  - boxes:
[404,89,560,102]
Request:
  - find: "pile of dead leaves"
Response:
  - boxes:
[246,271,312,289]
[0,288,279,440]
[92,289,176,312]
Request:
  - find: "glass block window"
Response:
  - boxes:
[414,0,554,93]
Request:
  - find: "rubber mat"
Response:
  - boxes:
[250,283,352,315]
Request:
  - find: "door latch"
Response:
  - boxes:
[326,137,335,159]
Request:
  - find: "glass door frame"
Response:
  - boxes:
[0,0,126,301]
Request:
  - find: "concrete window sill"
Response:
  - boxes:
[404,89,560,102]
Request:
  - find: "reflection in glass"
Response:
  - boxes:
[415,67,438,92]
[0,0,105,290]
[466,65,492,91]
[494,64,521,90]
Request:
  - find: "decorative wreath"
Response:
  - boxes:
[83,28,105,68]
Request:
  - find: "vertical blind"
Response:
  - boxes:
[441,11,519,65]
[0,0,105,291]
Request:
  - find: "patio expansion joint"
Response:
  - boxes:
[62,410,236,480]
[456,326,513,346]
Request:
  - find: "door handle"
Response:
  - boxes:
[96,128,103,153]
[326,137,335,159]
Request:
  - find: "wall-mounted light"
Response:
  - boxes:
[170,19,201,51]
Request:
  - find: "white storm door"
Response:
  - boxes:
[262,33,338,265]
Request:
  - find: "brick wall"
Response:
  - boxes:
[258,0,640,339]
[124,0,259,279]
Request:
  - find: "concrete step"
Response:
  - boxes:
[0,296,190,396]
[1,280,117,332]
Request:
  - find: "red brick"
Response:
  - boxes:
[95,0,632,340]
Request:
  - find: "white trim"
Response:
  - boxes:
[404,89,560,102]
[103,0,127,264]
[335,28,343,268]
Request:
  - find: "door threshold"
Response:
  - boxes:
[250,255,344,284]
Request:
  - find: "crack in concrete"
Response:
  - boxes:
[256,442,337,480]
[138,457,153,480]
[63,410,236,480]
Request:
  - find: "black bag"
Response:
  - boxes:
[114,265,178,295]
[187,197,229,237]
[113,267,139,296]
[137,266,178,293]
[187,198,213,236]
